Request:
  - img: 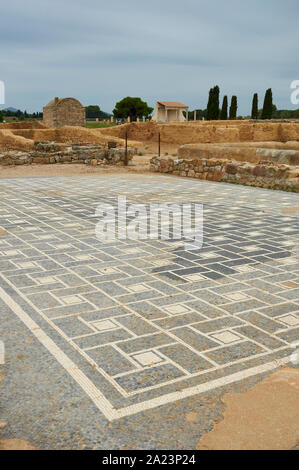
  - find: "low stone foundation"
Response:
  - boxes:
[0,141,134,166]
[178,142,299,165]
[150,156,299,191]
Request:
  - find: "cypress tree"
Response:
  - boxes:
[251,93,258,119]
[206,85,220,120]
[229,96,237,119]
[220,95,228,120]
[213,85,220,120]
[206,87,214,120]
[261,88,273,119]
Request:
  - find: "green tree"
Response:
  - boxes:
[251,93,258,119]
[207,88,214,121]
[85,105,111,120]
[206,86,220,120]
[0,111,3,123]
[113,97,153,121]
[229,96,238,119]
[188,109,206,120]
[220,95,228,120]
[261,88,273,119]
[86,105,101,118]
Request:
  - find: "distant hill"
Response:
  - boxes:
[3,107,19,112]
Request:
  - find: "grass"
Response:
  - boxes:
[86,122,116,129]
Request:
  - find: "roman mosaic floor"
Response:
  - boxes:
[0,174,298,444]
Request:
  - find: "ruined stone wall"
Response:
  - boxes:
[0,126,141,151]
[43,106,56,128]
[101,121,299,145]
[0,142,133,166]
[178,142,299,165]
[43,98,86,128]
[0,121,47,130]
[150,156,299,191]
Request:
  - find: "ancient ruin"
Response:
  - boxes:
[0,118,298,188]
[43,97,86,128]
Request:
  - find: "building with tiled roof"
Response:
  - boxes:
[152,101,189,122]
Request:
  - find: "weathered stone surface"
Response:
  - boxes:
[150,156,299,190]
[32,157,49,164]
[103,120,299,147]
[43,97,86,128]
[226,163,238,174]
[253,165,266,177]
[0,144,134,167]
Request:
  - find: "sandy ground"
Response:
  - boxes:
[197,368,299,450]
[1,368,298,449]
[0,437,37,450]
[138,141,179,156]
[0,156,154,178]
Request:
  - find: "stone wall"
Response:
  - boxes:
[178,142,299,165]
[43,97,86,128]
[0,126,141,152]
[0,121,47,130]
[101,120,299,145]
[150,156,299,191]
[0,142,134,166]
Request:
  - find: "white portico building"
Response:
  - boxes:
[152,101,189,123]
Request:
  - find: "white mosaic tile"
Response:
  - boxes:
[62,295,82,305]
[98,267,119,275]
[132,351,163,366]
[224,292,249,301]
[37,276,57,285]
[17,261,37,268]
[74,254,93,261]
[211,331,241,344]
[3,250,19,256]
[184,274,205,281]
[165,304,190,315]
[128,284,149,293]
[279,315,299,326]
[92,320,118,331]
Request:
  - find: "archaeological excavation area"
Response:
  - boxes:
[0,117,298,450]
[1,118,298,189]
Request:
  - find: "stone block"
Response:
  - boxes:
[225,163,238,174]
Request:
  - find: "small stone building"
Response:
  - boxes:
[152,101,189,123]
[43,97,86,128]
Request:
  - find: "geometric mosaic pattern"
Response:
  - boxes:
[0,175,298,420]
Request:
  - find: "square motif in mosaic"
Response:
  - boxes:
[0,174,297,420]
[211,331,241,344]
[132,351,163,366]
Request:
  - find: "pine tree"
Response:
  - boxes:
[220,95,228,120]
[229,96,237,119]
[261,88,273,119]
[251,93,258,119]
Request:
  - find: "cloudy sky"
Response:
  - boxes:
[1,0,298,114]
